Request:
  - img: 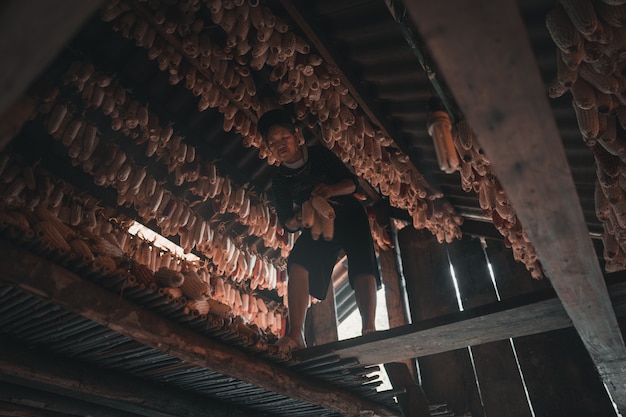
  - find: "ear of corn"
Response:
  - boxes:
[207,299,234,319]
[130,261,155,286]
[70,237,95,261]
[93,255,118,274]
[186,299,210,315]
[573,105,600,143]
[559,0,599,37]
[570,78,596,109]
[310,195,335,219]
[36,220,71,253]
[154,266,185,287]
[300,199,314,228]
[310,211,322,240]
[180,270,210,300]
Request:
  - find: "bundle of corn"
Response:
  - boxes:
[99,0,462,243]
[300,195,335,241]
[367,212,394,252]
[546,0,626,272]
[453,119,544,279]
[38,95,292,278]
[57,59,292,256]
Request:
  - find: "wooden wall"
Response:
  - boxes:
[397,227,617,417]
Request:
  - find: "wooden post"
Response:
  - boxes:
[484,239,617,416]
[397,227,483,417]
[447,236,532,417]
[379,245,410,330]
[305,281,338,346]
[376,207,430,417]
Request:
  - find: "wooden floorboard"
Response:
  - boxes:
[299,281,626,366]
[0,240,398,417]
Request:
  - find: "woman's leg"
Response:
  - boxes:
[285,263,310,348]
[353,273,377,334]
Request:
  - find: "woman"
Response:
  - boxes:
[258,109,381,351]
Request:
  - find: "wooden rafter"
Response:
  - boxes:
[402,0,626,409]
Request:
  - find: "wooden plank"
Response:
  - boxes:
[515,328,618,416]
[483,238,551,300]
[376,210,429,417]
[0,241,399,417]
[384,363,431,417]
[398,227,484,417]
[379,246,409,330]
[301,279,626,367]
[447,236,496,309]
[448,236,533,417]
[484,239,616,415]
[403,0,626,409]
[0,0,104,116]
[306,280,338,346]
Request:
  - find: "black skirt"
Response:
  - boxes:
[287,204,381,300]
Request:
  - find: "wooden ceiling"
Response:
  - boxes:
[2,0,626,415]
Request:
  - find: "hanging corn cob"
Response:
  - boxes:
[546,1,626,272]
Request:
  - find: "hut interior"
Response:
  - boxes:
[1,0,626,416]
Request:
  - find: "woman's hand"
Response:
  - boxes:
[312,179,356,199]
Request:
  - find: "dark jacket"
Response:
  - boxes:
[271,145,361,232]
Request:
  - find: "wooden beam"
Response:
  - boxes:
[384,363,431,417]
[403,0,626,409]
[301,280,626,367]
[0,0,104,116]
[0,241,399,417]
[306,280,338,346]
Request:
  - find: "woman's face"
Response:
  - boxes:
[266,125,303,164]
